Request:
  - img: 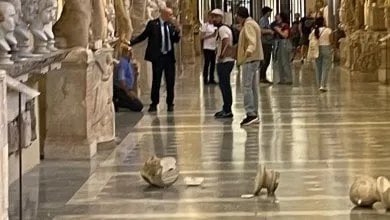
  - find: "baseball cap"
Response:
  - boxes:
[211,9,224,17]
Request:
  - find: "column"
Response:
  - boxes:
[327,0,335,29]
[0,70,8,220]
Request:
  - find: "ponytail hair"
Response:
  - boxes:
[314,17,326,39]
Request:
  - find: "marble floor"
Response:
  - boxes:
[8,61,390,219]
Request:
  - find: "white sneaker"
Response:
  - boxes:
[319,87,327,92]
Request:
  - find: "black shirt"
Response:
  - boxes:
[301,17,315,36]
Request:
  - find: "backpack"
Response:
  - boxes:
[229,25,240,45]
[217,24,239,59]
[218,24,240,45]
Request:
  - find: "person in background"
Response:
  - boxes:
[310,17,333,92]
[201,12,218,85]
[272,12,293,85]
[211,9,235,119]
[299,12,315,64]
[113,45,144,112]
[130,7,181,113]
[236,7,263,126]
[291,13,301,61]
[258,6,273,84]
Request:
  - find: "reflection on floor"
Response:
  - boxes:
[9,61,390,219]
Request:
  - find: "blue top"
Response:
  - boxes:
[115,57,135,90]
[259,16,273,45]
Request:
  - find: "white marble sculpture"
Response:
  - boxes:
[0,1,17,64]
[253,165,280,196]
[2,0,31,58]
[377,176,390,210]
[44,0,58,52]
[105,0,116,43]
[140,156,179,188]
[350,175,390,209]
[146,0,167,22]
[29,0,58,54]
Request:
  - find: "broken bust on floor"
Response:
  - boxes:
[140,156,179,188]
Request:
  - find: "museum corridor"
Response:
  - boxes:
[1,0,390,219]
[7,62,390,219]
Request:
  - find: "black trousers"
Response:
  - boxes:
[203,49,216,83]
[113,85,143,112]
[217,61,235,113]
[260,43,273,81]
[151,54,176,106]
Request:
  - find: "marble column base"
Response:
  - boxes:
[0,53,13,65]
[340,67,378,82]
[44,48,115,160]
[378,42,390,84]
[0,147,8,220]
[379,68,390,84]
[44,138,97,160]
[34,41,50,54]
[0,70,8,220]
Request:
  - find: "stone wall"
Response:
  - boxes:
[0,70,8,220]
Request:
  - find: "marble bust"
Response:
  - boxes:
[105,1,116,43]
[0,1,17,64]
[29,0,58,54]
[3,0,36,58]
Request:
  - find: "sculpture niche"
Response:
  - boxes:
[0,1,17,64]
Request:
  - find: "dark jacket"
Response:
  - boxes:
[130,18,181,63]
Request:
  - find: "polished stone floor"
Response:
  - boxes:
[9,60,390,219]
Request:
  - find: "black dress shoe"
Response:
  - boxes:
[260,79,272,84]
[148,105,157,112]
[167,105,174,112]
[208,80,218,85]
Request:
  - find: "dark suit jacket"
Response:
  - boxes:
[130,18,181,63]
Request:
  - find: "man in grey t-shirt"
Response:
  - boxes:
[258,7,274,84]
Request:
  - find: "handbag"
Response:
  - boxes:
[307,29,325,60]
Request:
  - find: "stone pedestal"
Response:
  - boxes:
[339,30,383,82]
[369,7,387,31]
[44,48,115,159]
[6,79,41,184]
[0,70,9,220]
[379,39,390,84]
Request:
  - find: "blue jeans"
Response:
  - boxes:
[314,46,332,88]
[217,61,235,113]
[274,39,293,83]
[242,61,260,116]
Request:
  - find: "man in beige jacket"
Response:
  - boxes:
[236,6,264,126]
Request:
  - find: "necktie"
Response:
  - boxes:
[164,22,169,53]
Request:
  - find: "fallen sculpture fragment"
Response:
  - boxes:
[253,165,280,196]
[140,156,179,188]
[184,177,204,186]
[350,175,390,210]
[377,176,390,210]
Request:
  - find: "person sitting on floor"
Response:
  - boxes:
[113,45,144,112]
